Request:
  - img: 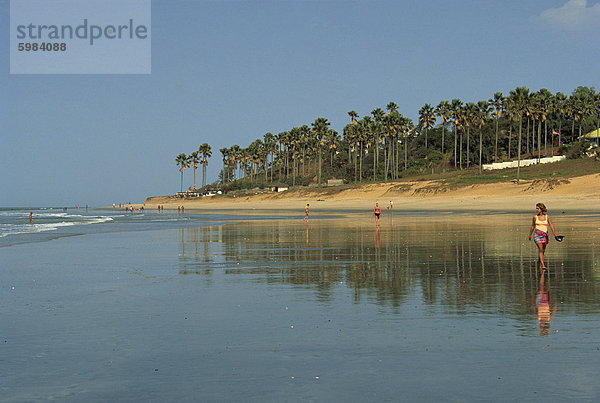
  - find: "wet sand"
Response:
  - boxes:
[3,213,600,400]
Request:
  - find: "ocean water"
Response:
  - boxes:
[1,208,599,401]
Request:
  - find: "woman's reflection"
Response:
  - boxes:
[533,272,557,336]
[374,227,381,248]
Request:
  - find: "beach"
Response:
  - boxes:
[3,209,600,401]
[139,172,600,213]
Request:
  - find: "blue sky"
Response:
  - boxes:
[1,0,599,207]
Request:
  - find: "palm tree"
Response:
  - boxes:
[538,88,553,154]
[348,110,359,124]
[504,98,517,160]
[219,147,230,183]
[509,86,530,183]
[263,132,277,182]
[464,102,479,168]
[343,122,359,182]
[198,143,212,187]
[229,144,241,181]
[490,92,504,161]
[311,117,330,186]
[175,153,189,193]
[450,99,463,169]
[371,107,385,179]
[476,100,491,173]
[418,103,436,150]
[324,128,340,168]
[189,151,200,189]
[554,92,567,149]
[435,100,451,155]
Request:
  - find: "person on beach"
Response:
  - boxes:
[528,203,557,270]
[304,204,310,222]
[29,212,34,223]
[374,202,381,226]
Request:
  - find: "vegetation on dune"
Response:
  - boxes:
[176,85,600,194]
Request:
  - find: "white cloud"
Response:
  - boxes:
[540,0,600,29]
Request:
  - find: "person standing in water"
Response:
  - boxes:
[29,212,34,223]
[304,203,310,222]
[528,203,557,270]
[373,202,382,226]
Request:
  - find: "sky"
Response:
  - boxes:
[1,0,599,207]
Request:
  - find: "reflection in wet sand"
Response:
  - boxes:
[176,214,600,332]
[534,272,557,336]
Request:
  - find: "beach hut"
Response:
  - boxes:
[270,183,289,193]
[580,128,600,145]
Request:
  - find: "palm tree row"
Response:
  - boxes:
[175,86,599,191]
[174,143,212,192]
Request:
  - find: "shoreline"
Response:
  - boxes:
[117,173,600,214]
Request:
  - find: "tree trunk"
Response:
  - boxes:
[517,116,523,184]
[359,142,363,181]
[494,117,499,161]
[525,118,531,154]
[318,149,322,187]
[459,132,463,170]
[466,126,470,168]
[479,128,483,174]
[441,125,445,155]
[508,124,512,160]
[454,125,457,169]
[404,136,408,171]
[538,120,542,164]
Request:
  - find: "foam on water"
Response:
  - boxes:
[0,209,113,238]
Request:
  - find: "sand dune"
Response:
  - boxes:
[140,173,600,213]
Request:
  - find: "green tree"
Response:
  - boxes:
[509,86,530,183]
[418,103,436,150]
[263,132,277,182]
[490,92,504,162]
[476,100,491,173]
[347,110,359,124]
[311,117,330,186]
[175,153,190,192]
[450,99,463,169]
[435,100,451,155]
[189,151,200,188]
[198,143,212,188]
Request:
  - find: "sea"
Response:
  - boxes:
[1,206,599,401]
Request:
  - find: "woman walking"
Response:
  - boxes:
[528,203,557,270]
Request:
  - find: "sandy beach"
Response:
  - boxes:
[138,173,600,213]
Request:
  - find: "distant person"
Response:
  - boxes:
[29,212,34,223]
[528,203,557,271]
[178,206,181,213]
[304,203,310,222]
[373,202,381,226]
[389,200,393,209]
[181,206,184,213]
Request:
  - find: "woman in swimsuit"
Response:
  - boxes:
[528,203,557,270]
[373,202,381,226]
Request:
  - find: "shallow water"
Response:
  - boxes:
[1,212,599,401]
